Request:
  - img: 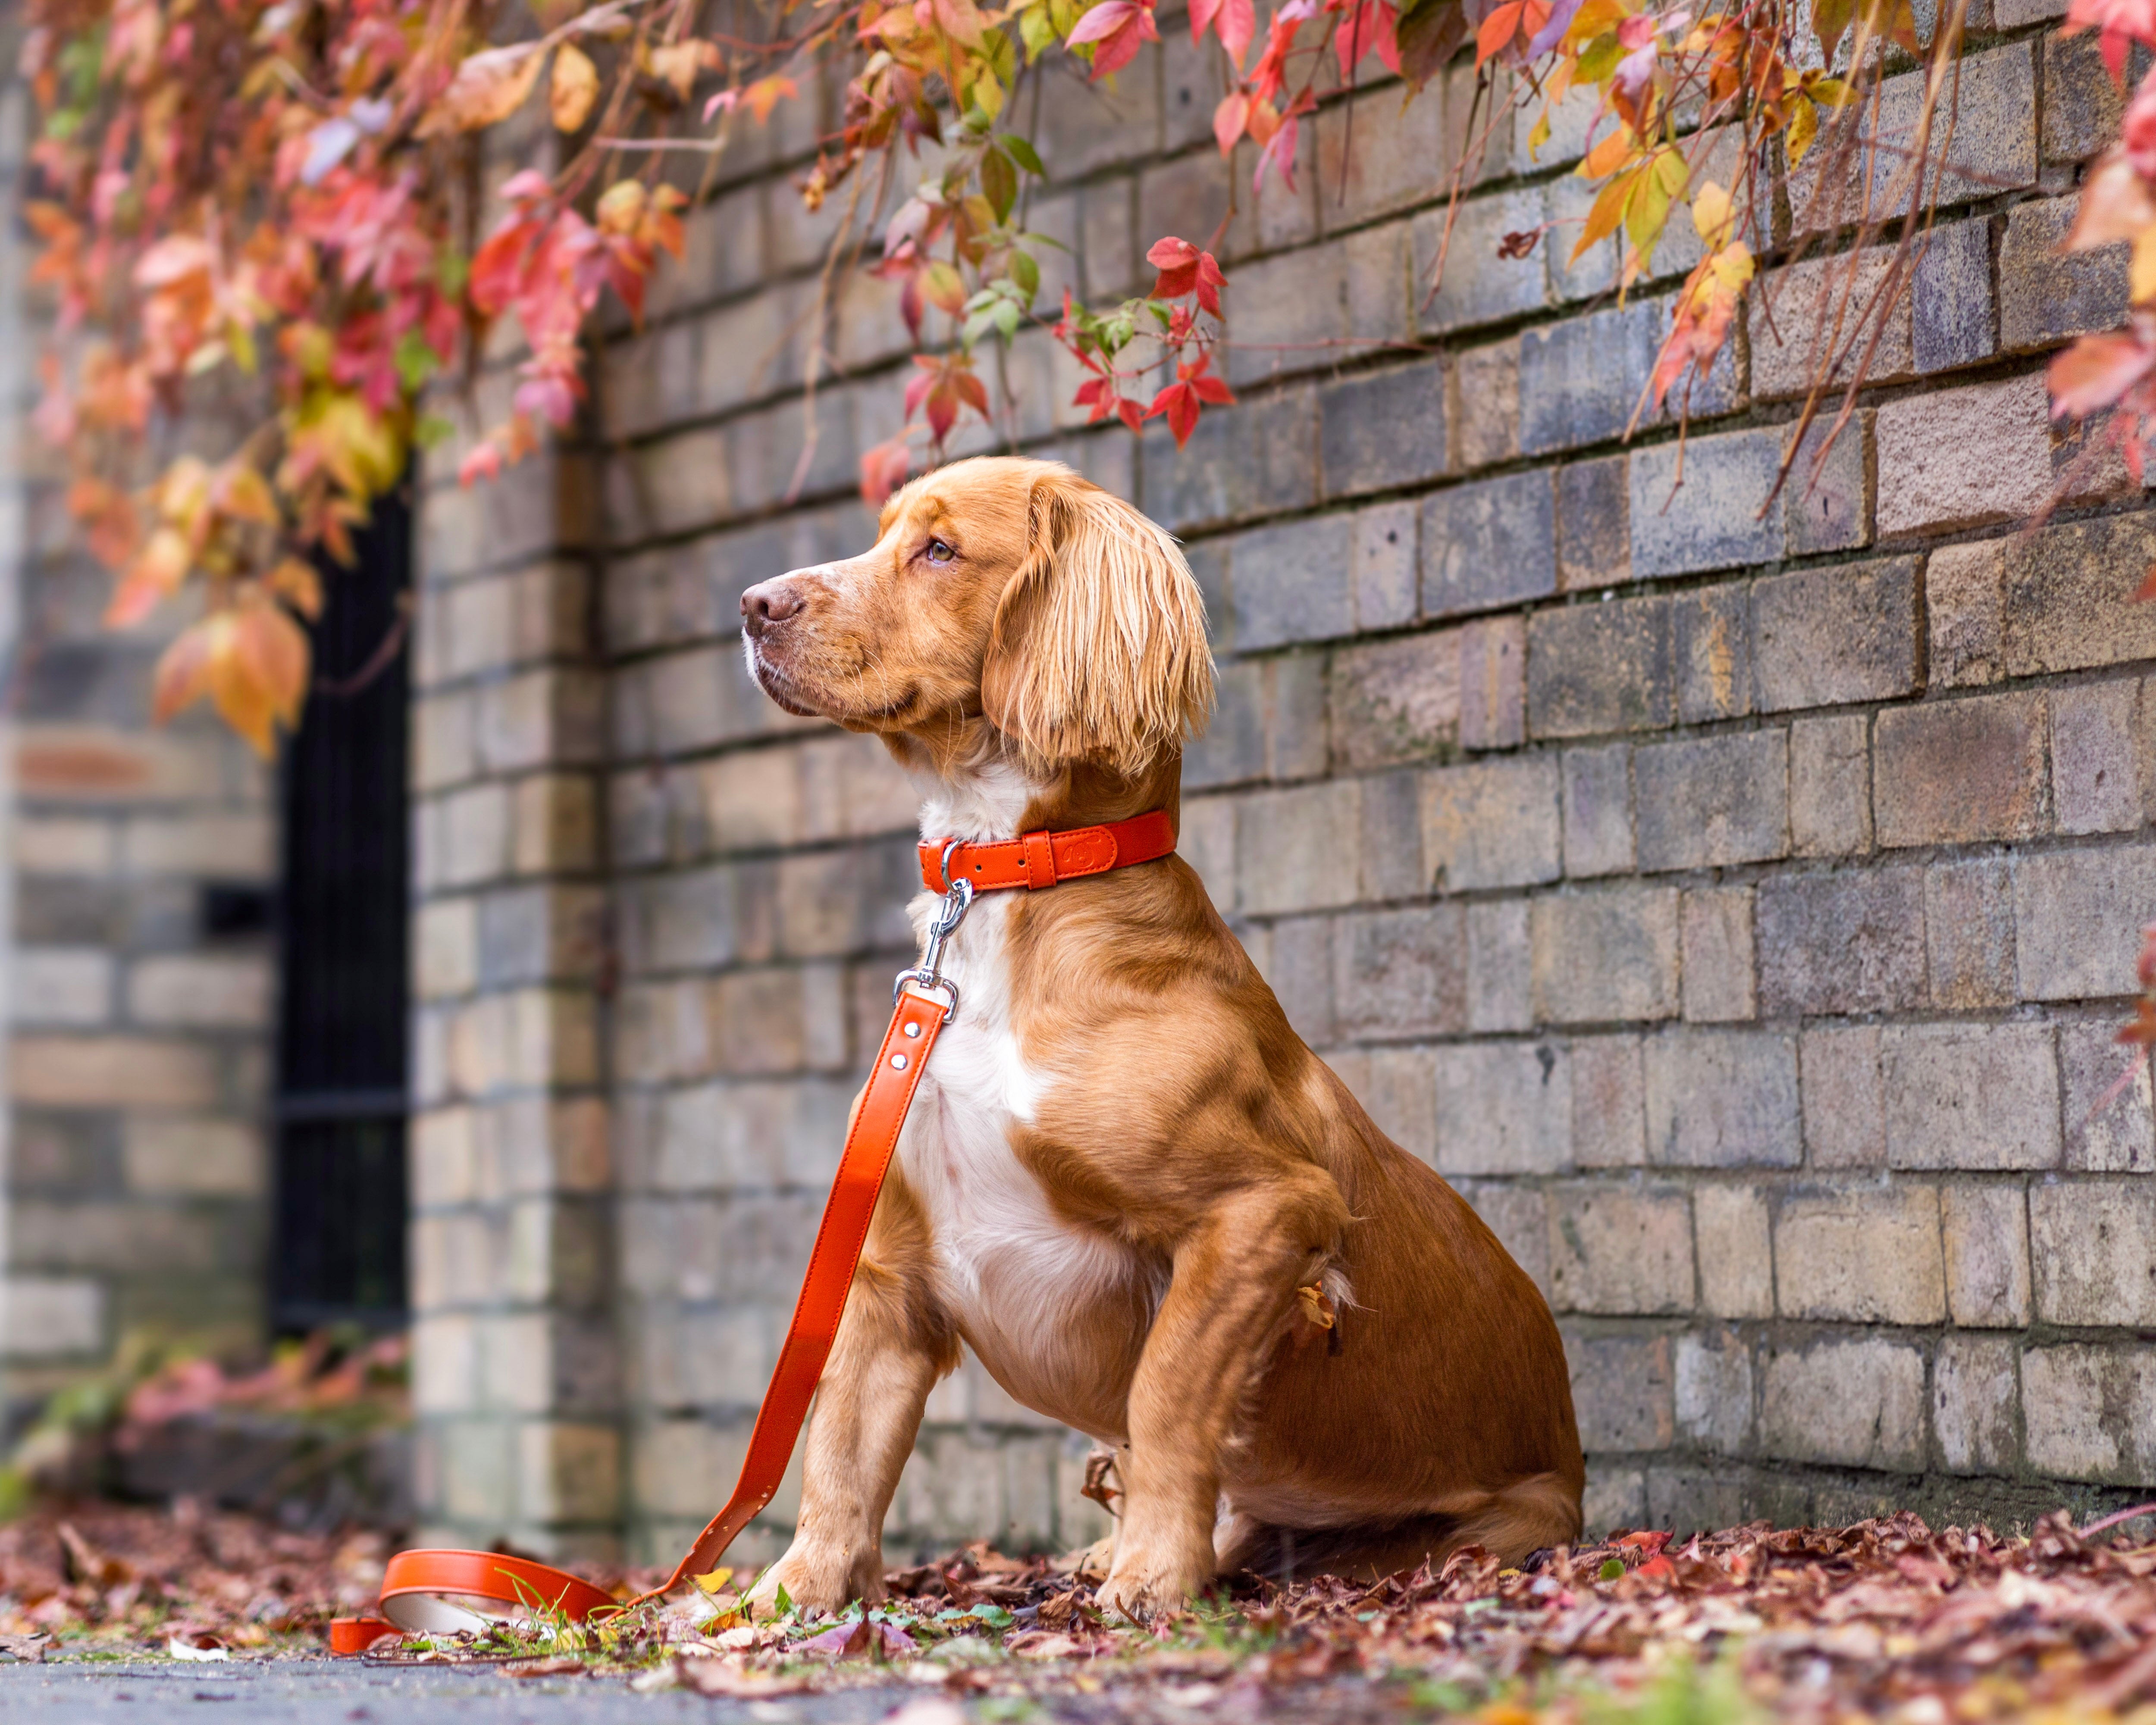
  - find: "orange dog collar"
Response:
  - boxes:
[332,812,1174,1651]
[918,808,1175,893]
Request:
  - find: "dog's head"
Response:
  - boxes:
[740,457,1213,779]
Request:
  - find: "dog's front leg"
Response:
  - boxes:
[1098,1166,1348,1622]
[746,1221,956,1617]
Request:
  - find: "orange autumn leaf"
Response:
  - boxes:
[550,42,599,131]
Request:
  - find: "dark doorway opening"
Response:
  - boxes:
[270,489,413,1333]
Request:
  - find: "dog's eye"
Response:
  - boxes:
[924,539,955,565]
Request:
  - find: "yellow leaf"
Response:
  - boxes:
[693,1569,734,1595]
[417,42,547,136]
[215,460,279,527]
[1786,94,1818,166]
[265,556,324,620]
[551,42,599,131]
[1528,109,1553,157]
[234,594,311,727]
[2133,227,2156,306]
[1692,179,1734,249]
[206,611,278,757]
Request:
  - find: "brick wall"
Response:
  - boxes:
[407,3,2156,1557]
[0,72,280,1427]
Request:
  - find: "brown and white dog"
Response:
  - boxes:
[736,455,1583,1621]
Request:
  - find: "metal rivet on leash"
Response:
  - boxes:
[903,1022,921,1038]
[890,1053,908,1070]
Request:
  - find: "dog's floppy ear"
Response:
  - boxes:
[981,470,1215,778]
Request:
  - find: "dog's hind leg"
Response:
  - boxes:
[746,1180,958,1616]
[1097,1164,1350,1622]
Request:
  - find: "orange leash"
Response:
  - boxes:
[332,814,1172,1651]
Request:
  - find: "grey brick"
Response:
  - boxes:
[1529,596,1674,740]
[1314,83,1455,224]
[2013,845,2156,1001]
[1695,1186,1774,1318]
[1913,219,1998,375]
[1140,388,1317,534]
[1754,558,1920,714]
[1236,781,1364,916]
[1924,857,2017,1010]
[1634,732,1790,873]
[1789,715,1873,857]
[1186,654,1328,789]
[1999,196,2128,355]
[1329,631,1462,771]
[1415,188,1548,335]
[1761,1337,1927,1472]
[1943,1182,2033,1328]
[1334,906,1468,1040]
[1228,514,1354,651]
[1934,1334,2018,1474]
[1750,247,1914,403]
[1882,1022,2062,1170]
[2052,678,2146,836]
[1467,899,1532,1033]
[1432,1041,1572,1176]
[1420,472,1557,620]
[1873,373,2055,538]
[1572,1035,1648,1167]
[1261,915,1336,1044]
[1351,501,1419,630]
[1226,240,1353,388]
[1557,456,1630,590]
[1802,1025,1886,1170]
[2031,1180,2156,1326]
[1874,692,2048,849]
[1452,339,1520,471]
[1757,868,1927,1017]
[1421,757,1562,892]
[1644,1029,1802,1168]
[2059,1017,2156,1173]
[2045,30,2131,166]
[2024,1344,2156,1484]
[1567,1330,1676,1453]
[1563,744,1636,878]
[1459,1180,1549,1294]
[1999,513,2156,678]
[1357,769,1427,904]
[1673,585,1752,724]
[1682,887,1756,1024]
[1531,888,1681,1026]
[1518,298,1661,456]
[1777,1182,1949,1328]
[1548,1182,1695,1316]
[1460,618,1525,751]
[1630,429,1786,578]
[1774,1183,1946,1324]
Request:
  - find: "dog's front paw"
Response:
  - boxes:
[1094,1553,1207,1624]
[745,1539,885,1618]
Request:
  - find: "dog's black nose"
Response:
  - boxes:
[741,579,805,639]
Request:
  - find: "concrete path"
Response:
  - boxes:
[0,1659,925,1722]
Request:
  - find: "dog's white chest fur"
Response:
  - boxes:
[896,881,1139,1440]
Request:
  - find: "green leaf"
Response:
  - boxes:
[772,1584,794,1618]
[1600,1557,1626,1581]
[993,298,1021,338]
[1575,30,1621,81]
[394,329,441,392]
[1010,248,1040,300]
[1000,133,1046,176]
[981,145,1018,221]
[1019,1,1059,60]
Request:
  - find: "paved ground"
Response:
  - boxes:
[0,1659,928,1722]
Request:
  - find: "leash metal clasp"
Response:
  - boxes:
[893,840,972,1025]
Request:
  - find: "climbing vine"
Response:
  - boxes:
[16,0,2136,750]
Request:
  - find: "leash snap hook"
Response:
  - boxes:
[892,863,972,1024]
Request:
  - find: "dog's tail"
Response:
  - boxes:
[1222,1472,1583,1583]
